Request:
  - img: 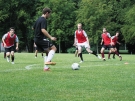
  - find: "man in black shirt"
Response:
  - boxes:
[33,8,57,71]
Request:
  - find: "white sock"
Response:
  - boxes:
[46,50,55,62]
[44,56,48,69]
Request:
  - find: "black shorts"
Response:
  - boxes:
[102,45,113,49]
[5,46,15,53]
[34,38,54,52]
[112,45,116,48]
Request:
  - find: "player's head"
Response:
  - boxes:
[42,8,52,18]
[9,27,15,36]
[77,23,82,30]
[103,28,107,33]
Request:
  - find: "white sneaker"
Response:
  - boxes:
[7,58,10,62]
[79,61,83,63]
[97,55,101,59]
[11,62,14,64]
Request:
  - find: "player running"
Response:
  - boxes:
[2,27,19,64]
[100,28,122,61]
[110,32,122,60]
[73,23,101,63]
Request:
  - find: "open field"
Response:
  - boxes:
[0,53,135,101]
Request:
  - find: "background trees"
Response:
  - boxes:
[0,0,135,53]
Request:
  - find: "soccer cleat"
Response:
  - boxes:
[11,62,14,64]
[97,55,101,59]
[45,62,56,65]
[79,61,83,63]
[103,58,106,61]
[7,57,10,62]
[119,56,122,61]
[43,67,50,71]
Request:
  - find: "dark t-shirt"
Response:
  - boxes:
[33,17,47,40]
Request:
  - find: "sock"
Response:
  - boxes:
[4,52,6,58]
[108,53,111,59]
[42,53,43,57]
[101,53,105,58]
[11,56,14,62]
[92,51,97,56]
[46,50,55,62]
[7,56,10,59]
[115,51,120,56]
[79,53,83,61]
[44,56,48,69]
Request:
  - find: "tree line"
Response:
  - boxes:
[0,0,135,53]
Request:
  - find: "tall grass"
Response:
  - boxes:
[0,53,135,101]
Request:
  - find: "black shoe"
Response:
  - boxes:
[119,56,122,61]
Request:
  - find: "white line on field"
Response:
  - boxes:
[25,64,40,70]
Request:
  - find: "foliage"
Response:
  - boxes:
[0,0,135,52]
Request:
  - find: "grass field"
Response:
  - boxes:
[0,53,135,101]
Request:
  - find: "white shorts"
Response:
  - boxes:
[77,42,90,49]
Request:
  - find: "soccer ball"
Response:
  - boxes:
[71,63,80,70]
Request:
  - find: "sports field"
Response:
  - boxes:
[0,53,135,101]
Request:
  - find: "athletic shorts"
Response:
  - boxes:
[102,45,113,49]
[77,42,90,49]
[112,45,116,48]
[5,46,15,53]
[34,38,54,52]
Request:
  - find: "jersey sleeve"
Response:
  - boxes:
[107,33,111,38]
[2,34,8,40]
[15,36,19,43]
[41,19,47,29]
[74,31,76,38]
[83,30,87,37]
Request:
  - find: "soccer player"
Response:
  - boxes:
[2,27,19,64]
[33,7,57,71]
[111,32,122,59]
[73,23,101,63]
[100,28,122,61]
[34,42,44,58]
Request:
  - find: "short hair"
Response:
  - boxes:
[42,8,51,14]
[9,27,15,31]
[77,23,82,26]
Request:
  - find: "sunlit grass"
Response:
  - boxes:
[0,53,135,101]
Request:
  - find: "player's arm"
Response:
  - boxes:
[100,39,103,45]
[73,31,77,46]
[2,34,7,47]
[15,36,19,50]
[117,41,121,45]
[41,29,56,41]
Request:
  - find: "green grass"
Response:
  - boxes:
[0,53,135,101]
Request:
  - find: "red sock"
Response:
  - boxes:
[108,53,111,59]
[101,53,104,58]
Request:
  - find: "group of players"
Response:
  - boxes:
[74,25,122,62]
[1,7,122,71]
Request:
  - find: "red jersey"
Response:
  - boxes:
[4,32,16,47]
[112,36,118,45]
[75,30,87,43]
[102,32,111,45]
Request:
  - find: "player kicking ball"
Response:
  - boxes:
[33,8,57,71]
